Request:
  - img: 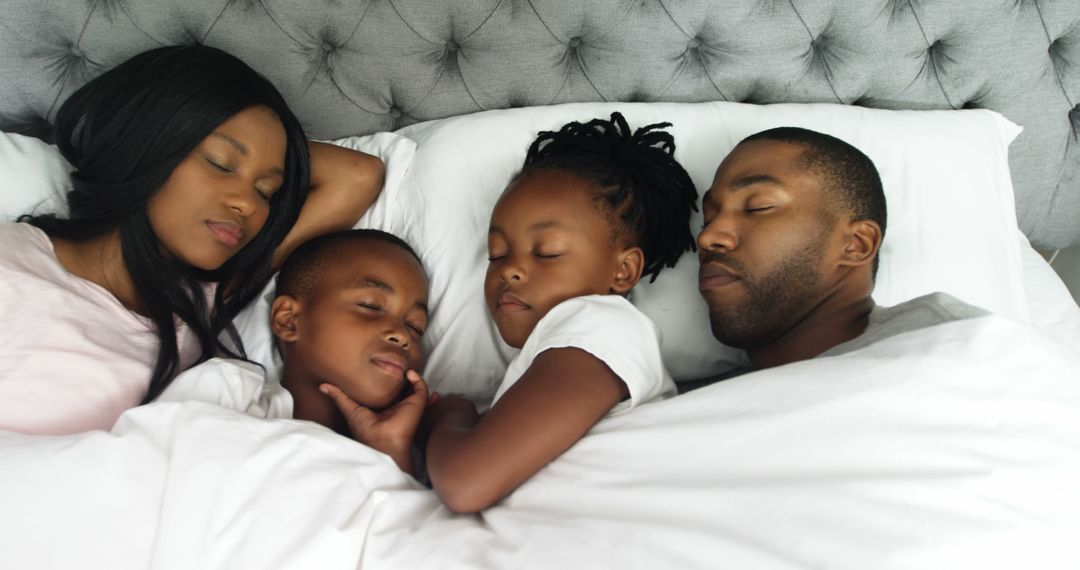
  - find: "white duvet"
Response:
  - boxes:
[2,313,1079,570]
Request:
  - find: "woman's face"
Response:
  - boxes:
[146,105,287,271]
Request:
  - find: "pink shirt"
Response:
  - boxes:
[0,223,206,434]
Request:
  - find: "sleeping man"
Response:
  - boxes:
[692,126,990,383]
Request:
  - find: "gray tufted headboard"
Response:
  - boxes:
[1,0,1077,248]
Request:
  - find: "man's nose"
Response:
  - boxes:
[697,216,739,253]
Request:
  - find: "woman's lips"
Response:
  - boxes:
[699,264,740,291]
[206,221,243,248]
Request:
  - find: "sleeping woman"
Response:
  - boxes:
[421,113,699,512]
[0,45,385,435]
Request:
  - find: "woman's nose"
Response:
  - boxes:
[224,183,259,218]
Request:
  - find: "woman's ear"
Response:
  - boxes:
[838,219,883,268]
[270,295,302,343]
[610,246,645,295]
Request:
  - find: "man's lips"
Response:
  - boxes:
[699,263,740,291]
[206,221,244,248]
[496,291,530,311]
[370,353,408,379]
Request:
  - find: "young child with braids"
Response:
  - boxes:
[421,112,699,512]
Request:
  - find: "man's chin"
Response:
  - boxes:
[708,310,770,350]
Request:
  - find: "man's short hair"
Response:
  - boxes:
[276,229,422,300]
[741,127,887,276]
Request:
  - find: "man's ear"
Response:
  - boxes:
[270,295,302,343]
[838,219,883,268]
[610,246,645,295]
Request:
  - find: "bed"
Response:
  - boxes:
[1,1,1079,569]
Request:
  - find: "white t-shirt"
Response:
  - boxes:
[0,222,205,435]
[820,292,990,358]
[491,295,676,413]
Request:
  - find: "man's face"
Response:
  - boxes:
[697,139,840,349]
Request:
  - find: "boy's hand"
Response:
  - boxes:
[319,369,430,474]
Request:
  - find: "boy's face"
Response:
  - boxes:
[484,169,635,348]
[279,240,429,410]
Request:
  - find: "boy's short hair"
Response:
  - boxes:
[276,229,422,300]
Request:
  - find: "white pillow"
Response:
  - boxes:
[393,101,1030,402]
[0,131,72,221]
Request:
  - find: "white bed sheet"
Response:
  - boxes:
[1018,231,1080,349]
[2,312,1078,570]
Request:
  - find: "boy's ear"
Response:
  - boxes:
[270,295,302,343]
[610,246,645,295]
[837,219,883,269]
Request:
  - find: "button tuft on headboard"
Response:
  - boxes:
[446,40,459,53]
[688,37,702,49]
[568,37,582,49]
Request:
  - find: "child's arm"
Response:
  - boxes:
[271,141,385,271]
[425,347,628,513]
[321,370,429,476]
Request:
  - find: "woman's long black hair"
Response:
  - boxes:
[518,112,698,282]
[21,45,309,402]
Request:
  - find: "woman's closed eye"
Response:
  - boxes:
[533,251,564,259]
[205,157,233,173]
[406,321,426,337]
[254,183,277,201]
[358,302,383,312]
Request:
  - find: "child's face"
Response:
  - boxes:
[484,169,629,348]
[285,240,429,409]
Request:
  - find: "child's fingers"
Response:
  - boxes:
[320,383,361,416]
[402,371,429,406]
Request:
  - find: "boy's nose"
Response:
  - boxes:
[501,262,525,283]
[383,327,410,349]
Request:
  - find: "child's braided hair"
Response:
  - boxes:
[517,112,698,282]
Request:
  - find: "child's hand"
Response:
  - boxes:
[319,370,430,474]
[419,395,479,444]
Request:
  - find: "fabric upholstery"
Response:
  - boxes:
[0,0,1077,247]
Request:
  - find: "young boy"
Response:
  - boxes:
[270,229,432,475]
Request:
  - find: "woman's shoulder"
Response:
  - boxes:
[0,222,56,268]
[0,220,47,240]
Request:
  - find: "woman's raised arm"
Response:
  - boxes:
[271,141,385,271]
